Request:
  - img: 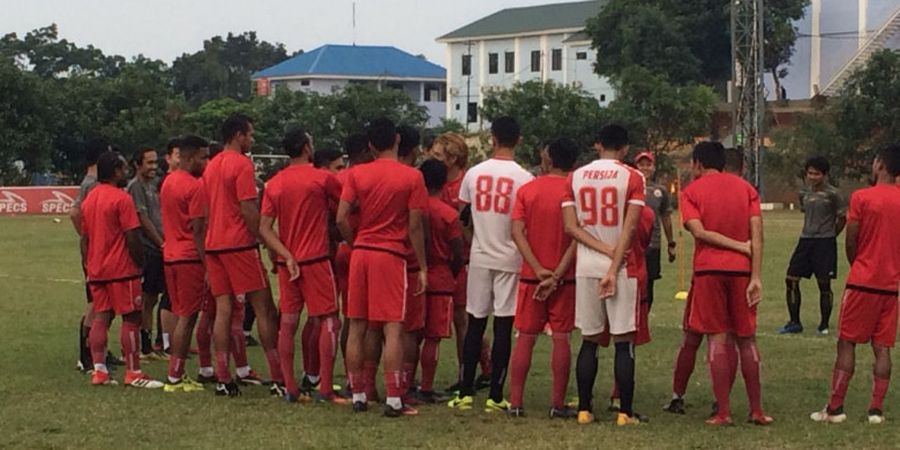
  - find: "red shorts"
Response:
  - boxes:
[514,280,576,334]
[164,262,212,317]
[335,243,351,312]
[347,248,406,322]
[404,271,426,332]
[90,277,142,315]
[425,265,456,338]
[635,301,651,346]
[206,247,268,298]
[277,259,339,317]
[684,273,755,337]
[453,265,468,307]
[838,287,899,348]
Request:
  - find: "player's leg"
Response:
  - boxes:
[346,318,369,408]
[666,331,702,413]
[300,318,321,392]
[316,312,344,403]
[402,272,426,403]
[159,295,176,354]
[485,270,517,410]
[212,294,240,395]
[363,325,384,401]
[781,240,810,334]
[302,261,344,403]
[547,283,576,418]
[574,277,606,423]
[810,339,856,422]
[276,268,303,400]
[88,284,115,384]
[816,278,833,335]
[163,266,200,390]
[140,290,160,358]
[449,266,492,406]
[705,332,737,425]
[246,287,285,390]
[196,308,215,382]
[420,292,452,402]
[509,283,541,415]
[243,302,258,346]
[230,302,257,383]
[113,278,162,388]
[869,344,891,423]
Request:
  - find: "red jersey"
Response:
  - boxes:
[680,172,761,273]
[340,158,428,256]
[440,171,465,209]
[203,150,259,252]
[336,167,361,232]
[512,174,575,281]
[261,163,341,262]
[426,196,463,268]
[81,183,142,282]
[160,170,207,263]
[846,184,900,293]
[627,206,656,291]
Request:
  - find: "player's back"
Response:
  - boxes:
[567,158,645,277]
[460,157,534,272]
[202,150,257,251]
[426,196,462,268]
[513,174,573,280]
[846,184,900,292]
[81,184,141,281]
[160,170,204,263]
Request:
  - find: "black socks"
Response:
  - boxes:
[615,342,636,416]
[786,279,801,325]
[460,314,487,397]
[489,316,513,403]
[576,340,599,412]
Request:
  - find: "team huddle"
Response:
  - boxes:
[68,113,900,425]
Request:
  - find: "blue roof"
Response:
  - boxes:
[253,44,446,80]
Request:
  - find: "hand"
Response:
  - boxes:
[598,273,617,300]
[740,240,752,257]
[286,258,300,281]
[746,277,762,307]
[667,244,677,263]
[536,267,554,281]
[533,277,558,302]
[415,269,428,296]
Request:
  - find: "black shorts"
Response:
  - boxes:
[142,250,167,295]
[646,247,662,281]
[787,237,837,280]
[81,263,92,304]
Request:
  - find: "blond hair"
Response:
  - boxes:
[433,132,469,169]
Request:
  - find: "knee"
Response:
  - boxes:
[582,334,603,344]
[785,277,798,288]
[816,279,832,292]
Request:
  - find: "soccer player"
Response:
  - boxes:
[259,128,346,404]
[417,159,464,403]
[447,116,534,412]
[507,137,579,419]
[127,147,170,360]
[314,148,346,173]
[81,151,163,388]
[724,147,744,176]
[160,135,210,392]
[679,142,771,426]
[203,113,284,397]
[562,124,645,426]
[810,145,900,425]
[780,157,846,336]
[155,137,181,354]
[337,118,428,417]
[634,151,675,310]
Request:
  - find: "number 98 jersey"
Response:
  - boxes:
[562,159,645,278]
[458,157,534,273]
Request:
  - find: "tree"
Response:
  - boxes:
[0,60,54,184]
[481,81,607,165]
[765,0,810,100]
[0,24,124,78]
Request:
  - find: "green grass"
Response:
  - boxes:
[0,211,896,449]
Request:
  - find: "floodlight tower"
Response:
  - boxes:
[731,0,765,195]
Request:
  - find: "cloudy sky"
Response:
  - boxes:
[2,0,577,66]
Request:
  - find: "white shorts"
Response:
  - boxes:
[575,272,638,336]
[466,266,519,318]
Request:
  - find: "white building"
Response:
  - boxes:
[253,44,447,127]
[437,0,614,128]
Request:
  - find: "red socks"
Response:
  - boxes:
[318,316,341,396]
[738,341,763,415]
[828,368,853,411]
[708,341,736,418]
[420,338,440,392]
[89,318,110,371]
[871,376,889,412]
[385,369,404,399]
[120,316,141,373]
[168,357,185,382]
[672,332,702,397]
[215,351,231,383]
[363,360,379,399]
[196,312,213,369]
[401,362,416,397]
[302,318,321,378]
[278,313,301,396]
[550,333,571,410]
[509,332,537,408]
[230,309,249,369]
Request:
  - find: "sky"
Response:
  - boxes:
[1,0,579,67]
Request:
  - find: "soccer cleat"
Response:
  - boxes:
[76,360,90,373]
[447,394,474,410]
[705,415,734,426]
[270,382,287,398]
[215,381,242,397]
[106,351,125,366]
[301,375,321,392]
[484,398,511,413]
[353,401,368,413]
[124,371,164,389]
[475,374,492,391]
[663,397,686,414]
[616,413,642,426]
[748,413,775,425]
[608,398,621,412]
[549,406,579,419]
[868,409,885,424]
[810,406,846,423]
[777,322,803,334]
[284,393,300,403]
[383,404,404,418]
[507,407,525,418]
[164,379,204,393]
[444,381,461,395]
[140,351,168,362]
[196,374,217,384]
[245,334,260,347]
[816,328,830,336]
[314,392,352,405]
[577,411,595,425]
[415,390,450,404]
[237,370,265,386]
[91,370,118,386]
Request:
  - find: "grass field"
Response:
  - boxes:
[1,211,897,449]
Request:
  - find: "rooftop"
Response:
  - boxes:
[253,44,446,80]
[437,0,607,42]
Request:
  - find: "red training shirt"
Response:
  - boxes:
[426,196,463,268]
[81,183,142,282]
[440,171,465,210]
[160,170,207,263]
[203,150,259,252]
[627,206,656,299]
[512,174,575,281]
[845,184,900,293]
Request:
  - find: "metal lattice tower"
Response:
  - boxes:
[731,0,765,194]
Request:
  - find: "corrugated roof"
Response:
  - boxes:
[437,0,607,41]
[253,44,446,80]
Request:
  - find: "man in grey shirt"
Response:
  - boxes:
[635,152,676,310]
[780,156,846,336]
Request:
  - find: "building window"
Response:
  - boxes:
[385,81,404,91]
[504,52,514,73]
[300,80,310,86]
[462,54,472,76]
[530,51,541,72]
[456,104,460,111]
[576,52,588,60]
[600,94,607,102]
[488,53,498,74]
[424,83,445,102]
[467,102,478,123]
[551,49,562,71]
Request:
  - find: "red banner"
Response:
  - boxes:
[0,187,80,215]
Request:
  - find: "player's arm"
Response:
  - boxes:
[259,214,299,280]
[125,229,145,268]
[534,240,578,301]
[137,211,164,248]
[190,217,207,264]
[512,219,552,279]
[79,232,88,263]
[845,220,859,264]
[747,216,764,306]
[562,205,614,256]
[598,203,642,298]
[70,206,83,235]
[336,200,355,244]
[409,208,428,296]
[449,236,464,278]
[684,219,751,256]
[834,192,848,236]
[662,211,676,261]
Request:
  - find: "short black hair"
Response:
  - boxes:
[692,141,726,171]
[84,138,110,166]
[345,133,369,161]
[420,159,448,192]
[221,113,254,144]
[209,142,224,159]
[422,132,436,151]
[724,147,744,173]
[282,128,310,158]
[166,137,182,156]
[805,156,831,175]
[398,125,421,158]
[179,135,210,157]
[878,144,900,178]
[367,118,397,151]
[548,138,579,171]
[97,151,125,182]
[313,148,344,169]
[131,147,157,168]
[491,116,520,148]
[595,124,629,150]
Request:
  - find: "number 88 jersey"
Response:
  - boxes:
[459,157,534,272]
[562,159,645,278]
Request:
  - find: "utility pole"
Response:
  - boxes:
[465,40,473,133]
[731,0,765,196]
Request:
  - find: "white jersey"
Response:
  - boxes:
[459,157,534,272]
[562,159,645,278]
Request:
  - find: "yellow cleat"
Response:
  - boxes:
[484,398,511,413]
[447,394,474,410]
[616,413,641,426]
[577,411,595,425]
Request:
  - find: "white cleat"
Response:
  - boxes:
[868,410,885,424]
[810,407,847,423]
